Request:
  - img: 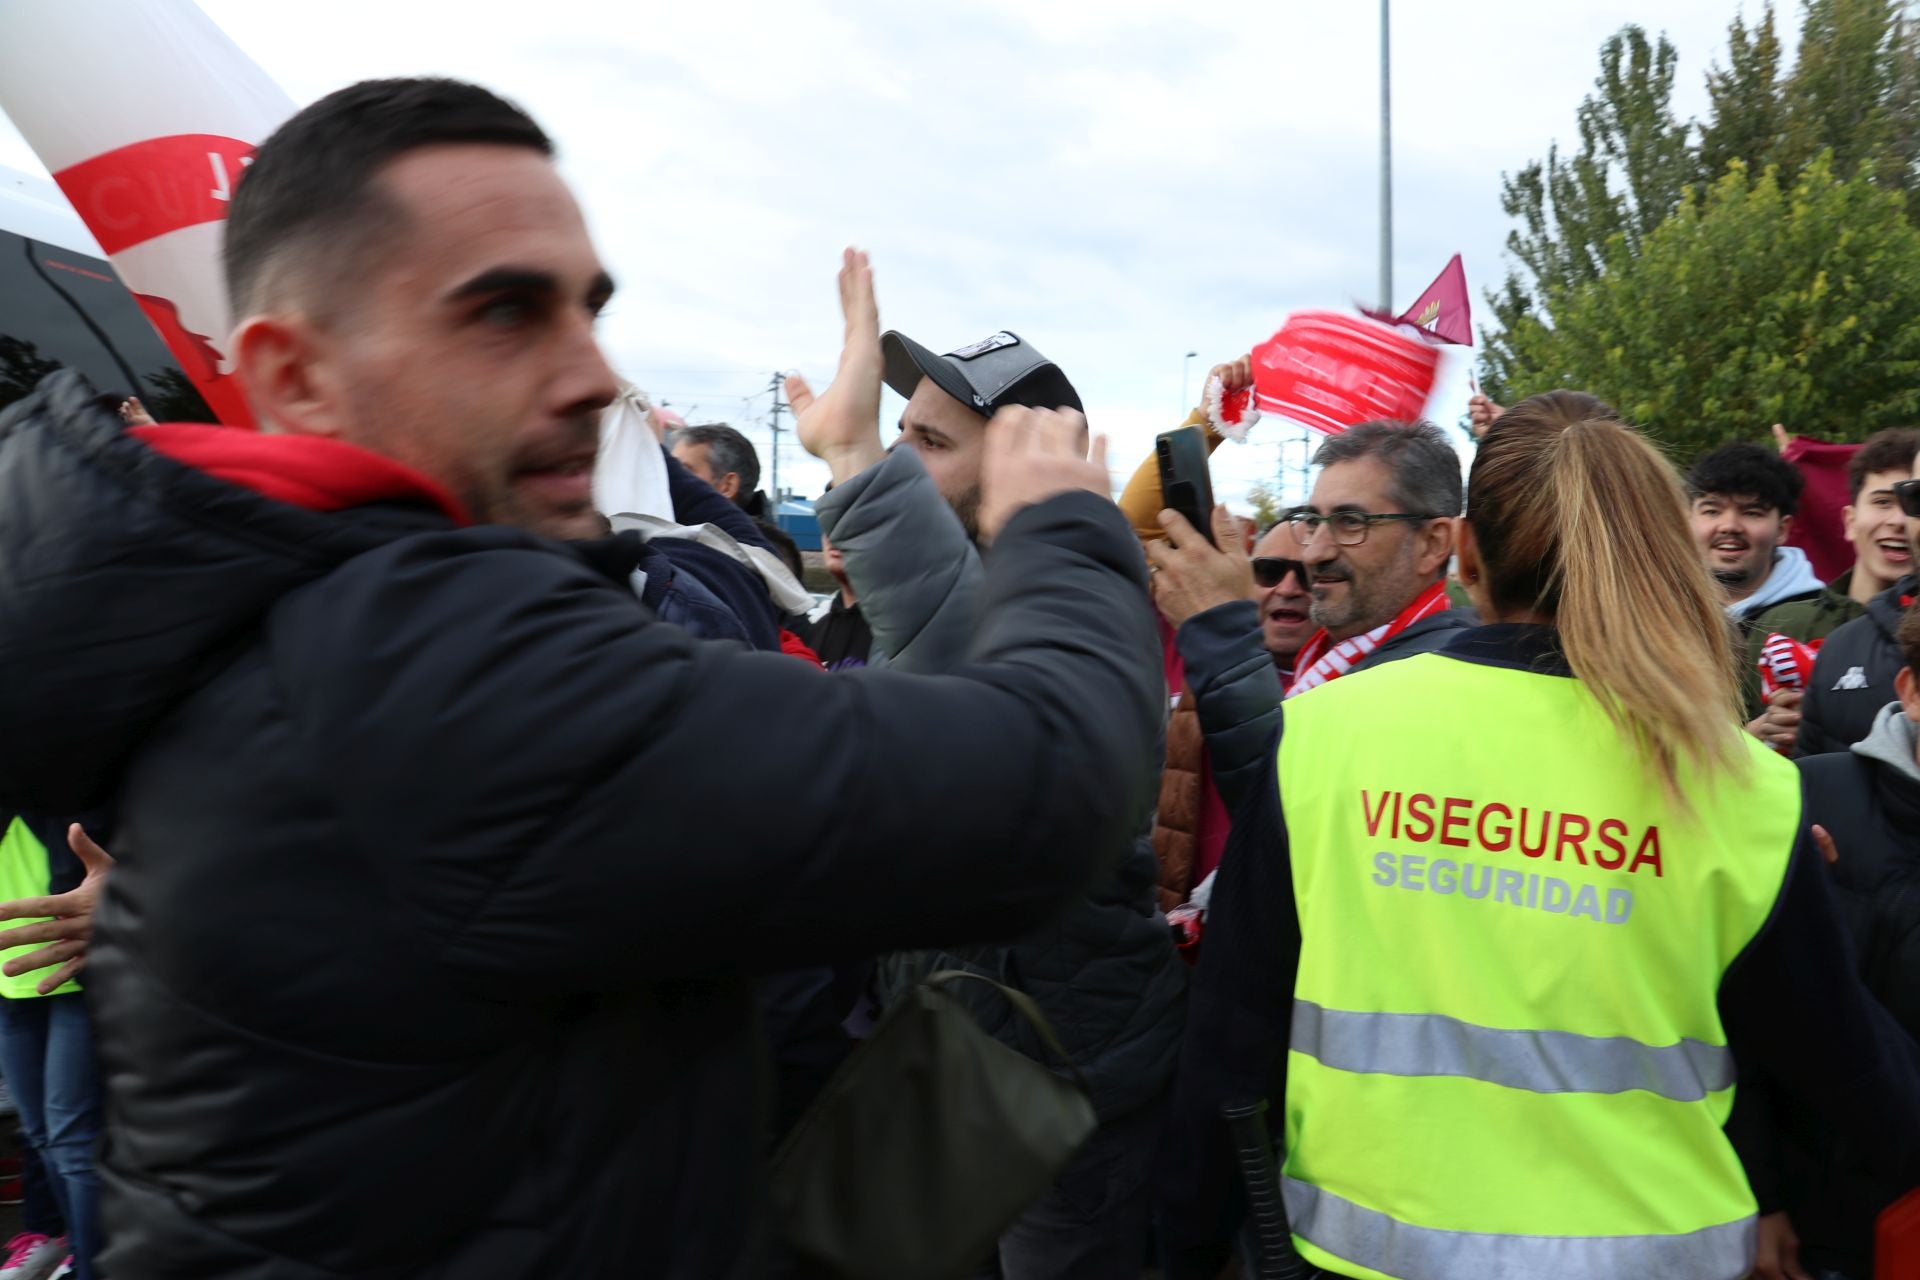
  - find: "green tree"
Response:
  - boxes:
[1483,27,1697,401]
[1777,0,1920,207]
[1699,3,1786,181]
[1245,481,1286,530]
[1494,156,1920,456]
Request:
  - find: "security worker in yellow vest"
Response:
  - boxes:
[1155,392,1920,1280]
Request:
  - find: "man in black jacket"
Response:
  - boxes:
[0,79,1162,1279]
[786,255,1185,1279]
[1799,443,1920,756]
[1755,605,1920,1278]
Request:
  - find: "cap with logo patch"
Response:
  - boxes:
[881,329,1083,418]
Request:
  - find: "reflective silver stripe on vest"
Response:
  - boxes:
[1291,1000,1734,1102]
[1285,1177,1755,1280]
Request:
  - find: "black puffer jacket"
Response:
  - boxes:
[1798,577,1914,756]
[816,446,1186,1122]
[1767,711,1920,1275]
[0,373,1164,1279]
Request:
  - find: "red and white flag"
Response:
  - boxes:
[1250,311,1442,437]
[0,1,295,427]
[1758,632,1821,701]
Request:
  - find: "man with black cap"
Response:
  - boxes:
[788,251,1185,1279]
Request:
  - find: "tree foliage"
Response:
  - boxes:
[1777,0,1920,207]
[1492,156,1920,455]
[1482,0,1920,447]
[1699,5,1787,181]
[1483,27,1697,399]
[1245,481,1287,530]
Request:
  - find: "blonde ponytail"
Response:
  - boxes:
[1471,393,1748,803]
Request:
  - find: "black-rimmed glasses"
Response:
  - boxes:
[1280,508,1441,546]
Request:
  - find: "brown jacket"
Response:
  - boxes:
[1125,410,1227,910]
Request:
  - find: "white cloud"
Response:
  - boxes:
[0,0,1796,507]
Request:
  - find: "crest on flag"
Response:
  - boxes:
[1362,254,1473,347]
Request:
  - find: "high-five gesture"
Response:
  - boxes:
[788,248,886,485]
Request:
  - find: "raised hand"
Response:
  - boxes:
[1468,394,1504,439]
[0,823,114,993]
[1195,355,1253,421]
[977,407,1108,544]
[1145,505,1256,627]
[788,247,885,485]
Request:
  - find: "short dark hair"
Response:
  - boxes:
[755,518,804,581]
[225,78,554,316]
[1848,427,1920,499]
[1900,604,1920,677]
[1685,442,1804,516]
[672,423,761,499]
[1310,421,1464,517]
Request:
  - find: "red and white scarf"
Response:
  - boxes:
[1286,581,1451,699]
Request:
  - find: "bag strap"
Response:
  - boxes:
[924,969,1092,1094]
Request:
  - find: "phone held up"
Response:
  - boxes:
[1155,426,1216,547]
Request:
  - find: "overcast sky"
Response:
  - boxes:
[0,0,1794,509]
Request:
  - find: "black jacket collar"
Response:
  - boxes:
[1439,622,1573,677]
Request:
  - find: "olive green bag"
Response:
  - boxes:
[768,969,1098,1280]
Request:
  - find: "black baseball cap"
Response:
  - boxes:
[881,330,1083,417]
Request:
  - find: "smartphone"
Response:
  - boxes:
[1156,426,1216,546]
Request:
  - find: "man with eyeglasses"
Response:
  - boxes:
[1149,420,1473,815]
[1799,444,1920,756]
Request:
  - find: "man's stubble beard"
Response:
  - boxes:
[952,482,983,544]
[1310,539,1423,637]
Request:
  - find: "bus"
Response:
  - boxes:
[0,163,212,420]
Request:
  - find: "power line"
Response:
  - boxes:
[766,371,787,505]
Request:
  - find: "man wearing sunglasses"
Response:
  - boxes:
[1799,444,1920,756]
[1149,420,1473,812]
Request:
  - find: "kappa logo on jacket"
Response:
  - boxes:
[1833,666,1871,691]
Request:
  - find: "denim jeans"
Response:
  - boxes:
[992,1093,1166,1280]
[0,994,102,1280]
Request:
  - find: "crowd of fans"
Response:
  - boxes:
[0,75,1915,1280]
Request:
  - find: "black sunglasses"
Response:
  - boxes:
[1895,479,1920,518]
[1252,557,1310,590]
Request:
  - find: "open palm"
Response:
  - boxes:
[788,247,886,485]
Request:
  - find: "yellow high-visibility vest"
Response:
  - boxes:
[0,818,79,1000]
[1275,650,1800,1280]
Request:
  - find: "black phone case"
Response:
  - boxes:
[1155,427,1216,547]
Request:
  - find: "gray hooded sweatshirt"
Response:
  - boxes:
[1852,701,1920,782]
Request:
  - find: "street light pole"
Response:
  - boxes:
[1379,0,1393,313]
[1181,350,1199,415]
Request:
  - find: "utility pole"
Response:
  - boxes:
[766,371,786,505]
[1379,0,1393,314]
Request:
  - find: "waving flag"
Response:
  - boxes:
[1363,254,1473,347]
[0,0,295,426]
[1250,311,1442,436]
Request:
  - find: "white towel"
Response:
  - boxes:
[592,383,674,522]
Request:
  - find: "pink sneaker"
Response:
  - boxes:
[0,1234,67,1280]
